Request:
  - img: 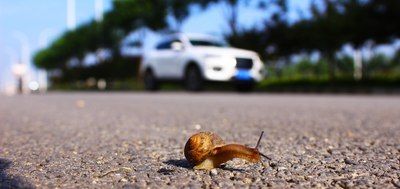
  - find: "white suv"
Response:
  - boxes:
[140,33,265,91]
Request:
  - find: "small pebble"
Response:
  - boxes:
[210,169,218,176]
[344,158,358,165]
[75,100,85,108]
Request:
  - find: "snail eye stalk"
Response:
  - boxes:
[255,131,271,160]
[255,131,264,149]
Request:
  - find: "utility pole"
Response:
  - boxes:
[67,0,76,30]
[38,28,56,92]
[95,0,104,22]
[353,49,362,80]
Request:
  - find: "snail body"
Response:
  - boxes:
[184,131,266,170]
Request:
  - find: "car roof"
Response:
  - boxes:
[165,33,221,41]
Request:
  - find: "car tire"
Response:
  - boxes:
[185,65,203,91]
[235,82,255,92]
[144,69,159,91]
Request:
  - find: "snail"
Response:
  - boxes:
[184,131,269,170]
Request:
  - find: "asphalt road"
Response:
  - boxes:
[1,92,400,188]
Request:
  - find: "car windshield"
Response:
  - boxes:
[190,39,226,47]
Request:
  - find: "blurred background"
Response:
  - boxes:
[1,0,400,94]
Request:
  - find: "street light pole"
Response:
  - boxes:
[17,74,23,94]
[12,31,31,94]
[5,46,19,95]
[12,61,27,94]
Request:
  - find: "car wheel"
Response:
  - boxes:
[144,70,159,91]
[185,66,203,91]
[235,82,255,92]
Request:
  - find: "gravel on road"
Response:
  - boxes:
[0,93,400,188]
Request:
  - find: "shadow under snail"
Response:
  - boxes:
[184,131,269,170]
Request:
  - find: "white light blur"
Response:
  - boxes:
[97,79,107,90]
[12,64,27,77]
[28,81,39,91]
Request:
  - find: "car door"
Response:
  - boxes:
[155,39,184,79]
[153,40,172,78]
[167,39,186,78]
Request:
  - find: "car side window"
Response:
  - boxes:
[156,39,182,50]
[156,41,170,50]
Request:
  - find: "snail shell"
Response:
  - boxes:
[184,131,264,170]
[184,132,225,166]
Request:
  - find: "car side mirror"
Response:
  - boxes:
[171,42,184,51]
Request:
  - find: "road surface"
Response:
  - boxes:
[1,92,400,188]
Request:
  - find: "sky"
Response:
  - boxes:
[0,0,312,92]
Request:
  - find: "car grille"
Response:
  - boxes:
[235,58,253,69]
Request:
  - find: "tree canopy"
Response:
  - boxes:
[34,0,400,81]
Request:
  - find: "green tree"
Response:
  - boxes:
[34,0,221,73]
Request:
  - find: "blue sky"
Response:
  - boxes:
[0,0,311,91]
